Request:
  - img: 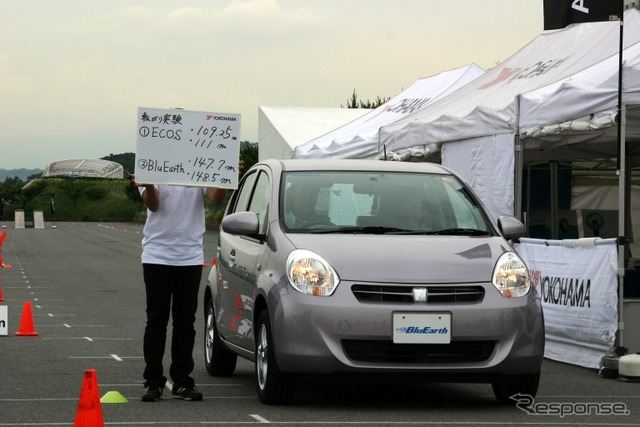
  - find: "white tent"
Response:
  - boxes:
[258,106,369,161]
[294,64,485,160]
[378,9,640,228]
[518,40,640,158]
[379,11,640,155]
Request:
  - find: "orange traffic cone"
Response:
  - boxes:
[0,250,11,269]
[0,229,8,267]
[15,301,38,336]
[74,369,104,427]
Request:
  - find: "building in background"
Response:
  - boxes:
[42,159,124,179]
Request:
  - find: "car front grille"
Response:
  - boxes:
[343,340,495,363]
[351,284,485,304]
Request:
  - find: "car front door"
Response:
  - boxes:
[216,169,270,351]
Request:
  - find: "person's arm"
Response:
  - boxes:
[205,188,228,204]
[130,174,160,212]
[141,185,160,212]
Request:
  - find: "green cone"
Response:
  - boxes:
[100,390,128,404]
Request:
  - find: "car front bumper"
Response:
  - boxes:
[270,279,544,378]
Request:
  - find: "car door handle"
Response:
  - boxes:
[229,249,236,262]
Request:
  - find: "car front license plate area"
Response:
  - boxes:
[393,312,451,344]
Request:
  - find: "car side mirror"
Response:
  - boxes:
[221,211,260,236]
[497,216,525,241]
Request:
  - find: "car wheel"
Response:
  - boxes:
[204,297,237,376]
[255,310,296,404]
[492,371,540,405]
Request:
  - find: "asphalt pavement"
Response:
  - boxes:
[0,221,638,426]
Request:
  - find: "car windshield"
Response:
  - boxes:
[280,171,493,235]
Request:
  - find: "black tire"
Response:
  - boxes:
[204,297,237,376]
[255,310,296,404]
[492,371,540,405]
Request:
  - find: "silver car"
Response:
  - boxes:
[203,159,544,405]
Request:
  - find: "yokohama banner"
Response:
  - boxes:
[516,238,618,368]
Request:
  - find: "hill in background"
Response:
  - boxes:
[2,143,255,183]
[0,168,42,181]
[1,153,135,182]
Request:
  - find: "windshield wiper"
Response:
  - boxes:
[432,228,490,236]
[309,226,407,234]
[310,227,490,236]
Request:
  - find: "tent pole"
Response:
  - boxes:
[550,162,558,239]
[617,104,627,349]
[514,138,523,221]
[615,8,626,350]
[514,95,523,221]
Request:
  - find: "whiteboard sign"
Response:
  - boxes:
[0,305,7,336]
[135,107,241,189]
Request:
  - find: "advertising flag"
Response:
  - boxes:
[544,0,623,30]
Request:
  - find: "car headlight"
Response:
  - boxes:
[286,249,339,296]
[492,252,530,297]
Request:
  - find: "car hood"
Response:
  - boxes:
[284,234,511,283]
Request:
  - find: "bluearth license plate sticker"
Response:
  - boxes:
[393,312,451,344]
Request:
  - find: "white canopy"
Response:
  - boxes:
[519,38,640,160]
[258,106,368,161]
[294,64,485,160]
[378,9,640,158]
[372,10,640,226]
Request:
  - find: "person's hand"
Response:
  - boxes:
[128,173,153,189]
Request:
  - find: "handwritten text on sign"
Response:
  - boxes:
[135,107,241,189]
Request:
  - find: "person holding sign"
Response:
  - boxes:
[133,176,231,402]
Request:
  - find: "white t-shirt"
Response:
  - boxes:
[140,185,206,266]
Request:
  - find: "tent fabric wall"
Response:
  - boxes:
[258,106,368,161]
[294,64,485,160]
[441,134,515,221]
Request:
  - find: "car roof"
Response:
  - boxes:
[258,159,453,175]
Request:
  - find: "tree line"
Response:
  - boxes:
[0,142,258,225]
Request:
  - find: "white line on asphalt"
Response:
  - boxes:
[39,324,107,327]
[69,356,123,359]
[42,336,132,340]
[249,414,271,423]
[41,337,92,340]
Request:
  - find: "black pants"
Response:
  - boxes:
[142,263,202,389]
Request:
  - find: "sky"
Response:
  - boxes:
[0,0,544,170]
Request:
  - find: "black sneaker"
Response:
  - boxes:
[141,386,163,402]
[172,385,203,401]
